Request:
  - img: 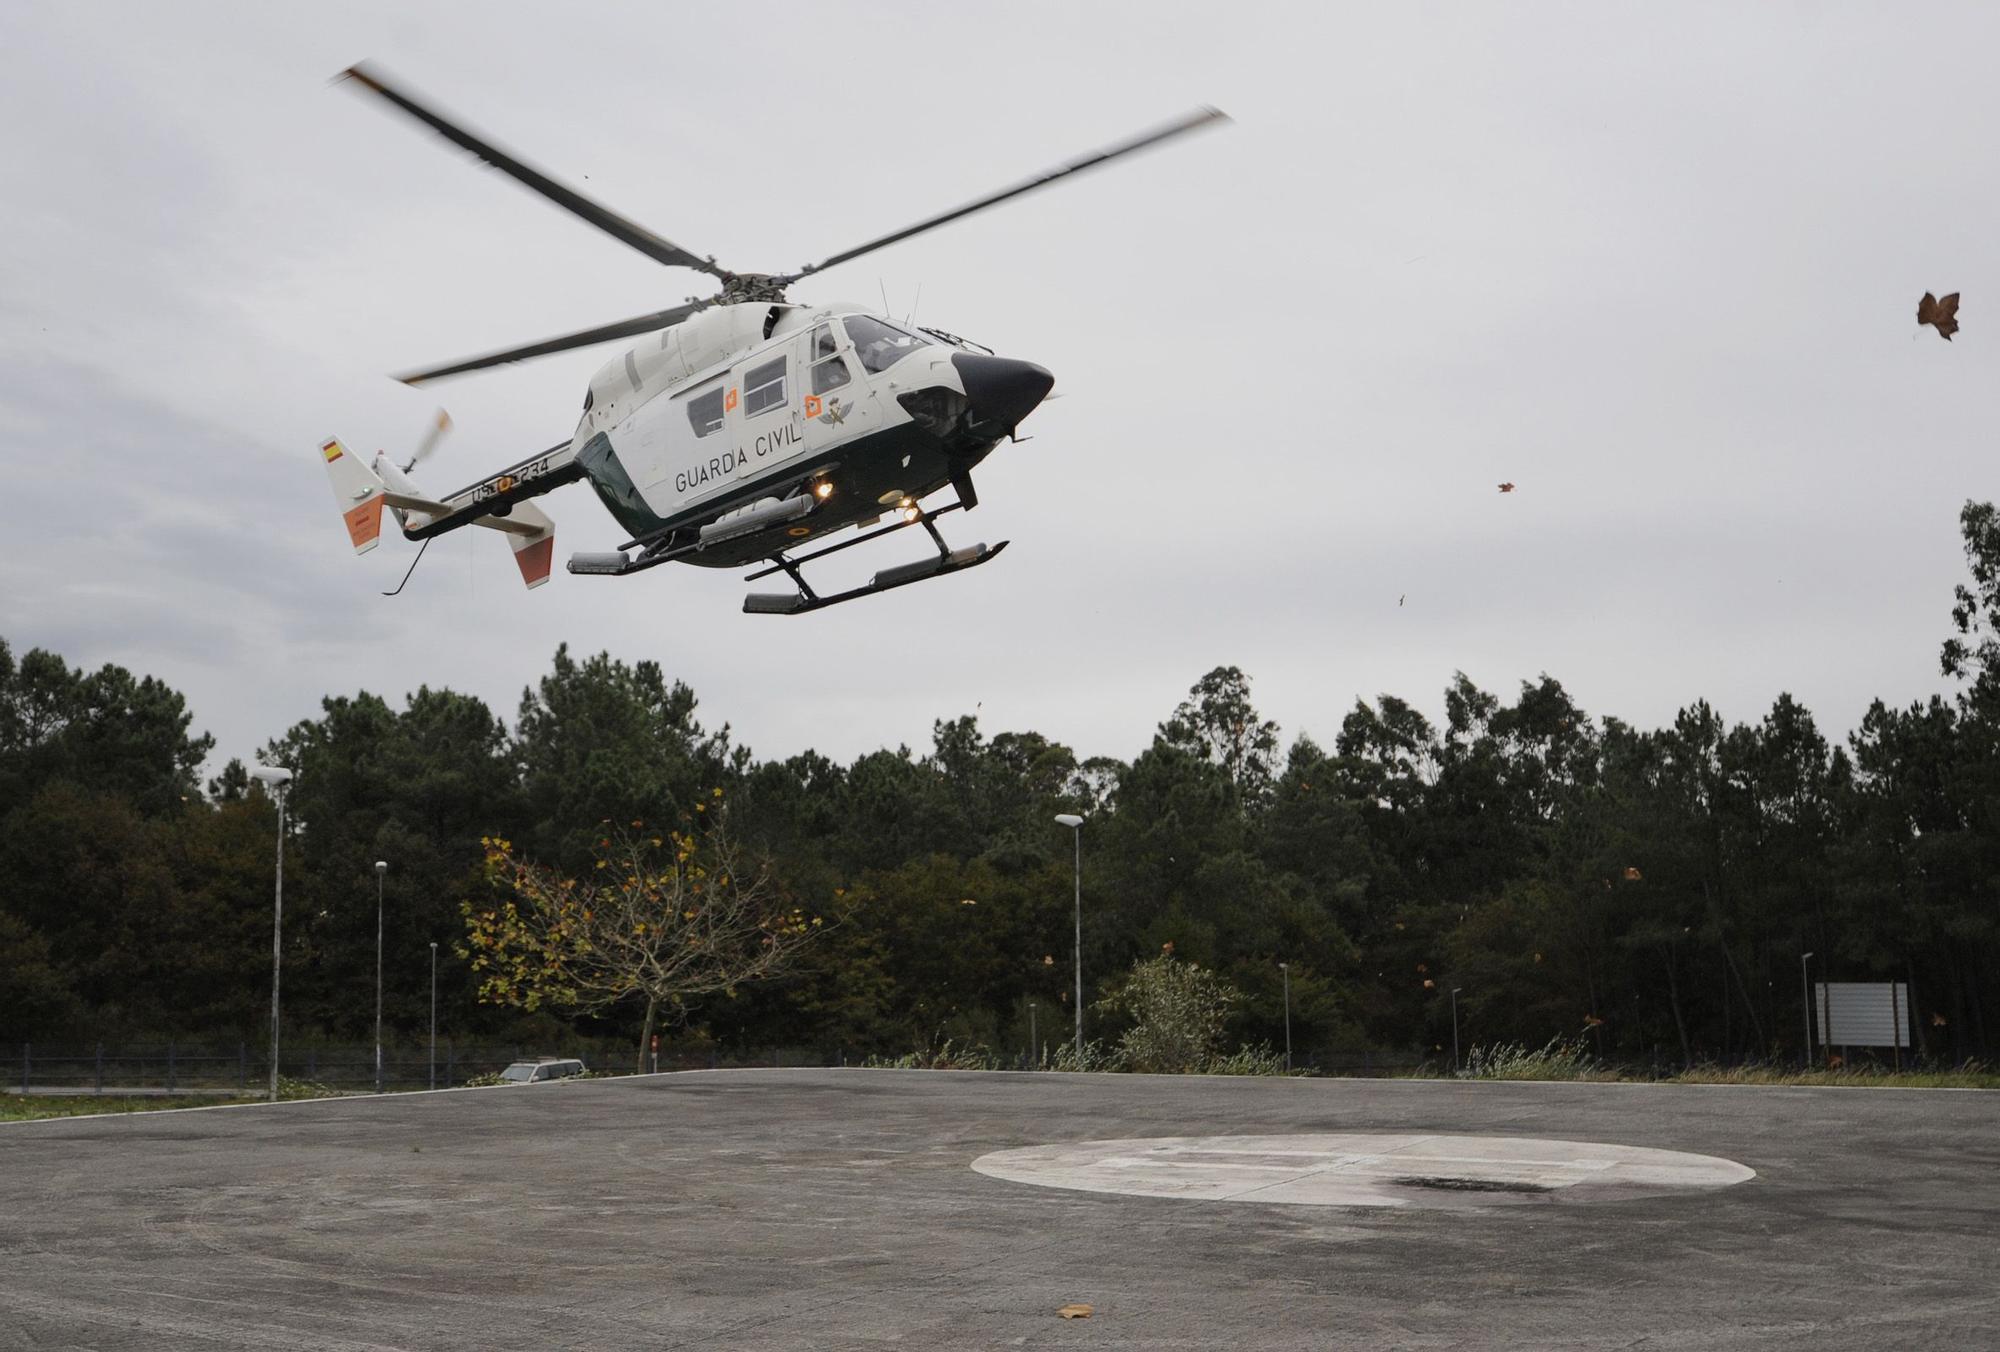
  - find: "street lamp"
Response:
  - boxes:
[374,860,387,1094]
[1029,1001,1038,1068]
[1053,814,1084,1062]
[429,942,439,1090]
[249,764,293,1103]
[1450,987,1463,1075]
[1279,962,1292,1073]
[1800,951,1815,1069]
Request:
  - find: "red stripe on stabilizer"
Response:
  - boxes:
[514,537,555,589]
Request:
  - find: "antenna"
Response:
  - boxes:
[907,282,923,327]
[878,278,892,317]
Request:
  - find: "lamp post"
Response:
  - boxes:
[428,942,439,1091]
[250,765,293,1103]
[1029,1001,1038,1068]
[1450,987,1463,1075]
[1800,951,1815,1069]
[1053,814,1084,1062]
[374,860,387,1093]
[1279,962,1292,1072]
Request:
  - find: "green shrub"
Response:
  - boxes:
[862,1038,1001,1070]
[1046,1038,1124,1072]
[1094,954,1239,1073]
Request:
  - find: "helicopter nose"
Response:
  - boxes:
[952,353,1055,434]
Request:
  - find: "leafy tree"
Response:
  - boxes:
[1162,665,1281,801]
[464,806,821,1070]
[515,645,731,865]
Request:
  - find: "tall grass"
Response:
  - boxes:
[1457,1037,1618,1082]
[1671,1060,2000,1089]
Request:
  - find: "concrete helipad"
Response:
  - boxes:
[1,1069,1994,1349]
[973,1132,1756,1207]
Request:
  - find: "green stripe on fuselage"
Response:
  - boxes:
[576,432,666,540]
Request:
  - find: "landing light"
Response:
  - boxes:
[813,481,834,500]
[901,505,921,524]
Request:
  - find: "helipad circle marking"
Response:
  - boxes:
[971,1133,1755,1208]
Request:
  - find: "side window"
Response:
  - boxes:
[812,354,852,395]
[685,386,725,438]
[809,322,852,395]
[743,357,787,417]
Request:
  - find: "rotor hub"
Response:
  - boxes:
[719,273,792,304]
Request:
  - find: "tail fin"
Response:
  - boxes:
[319,438,387,554]
[318,435,556,589]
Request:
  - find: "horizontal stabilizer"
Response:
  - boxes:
[383,489,452,519]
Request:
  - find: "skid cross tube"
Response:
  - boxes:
[744,501,967,581]
[741,499,1003,615]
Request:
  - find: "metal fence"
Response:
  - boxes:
[8,1041,1434,1095]
[5,1041,853,1096]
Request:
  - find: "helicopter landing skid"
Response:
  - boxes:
[742,502,1007,615]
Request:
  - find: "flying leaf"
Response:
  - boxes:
[1498,482,1516,493]
[1918,291,1961,340]
[1622,866,1642,881]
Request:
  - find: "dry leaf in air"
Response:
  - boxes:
[1918,291,1961,340]
[1058,1304,1094,1320]
[1623,866,1643,881]
[1498,482,1516,493]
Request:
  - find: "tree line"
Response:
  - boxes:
[6,505,2000,1067]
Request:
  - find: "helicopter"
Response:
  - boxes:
[319,63,1226,614]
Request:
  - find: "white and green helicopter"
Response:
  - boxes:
[320,63,1225,614]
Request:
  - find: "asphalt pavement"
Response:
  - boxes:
[0,1069,1993,1349]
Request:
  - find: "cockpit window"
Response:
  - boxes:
[842,314,929,374]
[686,386,725,438]
[811,323,839,362]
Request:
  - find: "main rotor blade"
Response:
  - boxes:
[786,106,1229,282]
[340,62,728,280]
[394,300,709,385]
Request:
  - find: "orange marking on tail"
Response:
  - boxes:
[342,493,385,551]
[514,537,555,589]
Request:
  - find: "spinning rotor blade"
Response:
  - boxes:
[402,408,453,472]
[339,62,729,280]
[393,300,708,385]
[785,106,1230,282]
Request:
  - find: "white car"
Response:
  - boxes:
[497,1058,587,1085]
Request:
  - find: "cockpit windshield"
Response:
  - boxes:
[841,315,929,374]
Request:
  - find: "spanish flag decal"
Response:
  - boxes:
[321,440,344,463]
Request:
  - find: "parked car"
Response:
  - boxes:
[497,1057,587,1084]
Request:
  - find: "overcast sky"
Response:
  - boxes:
[4,2,1998,776]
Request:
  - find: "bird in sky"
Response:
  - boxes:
[1498,482,1516,494]
[1918,291,1961,340]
